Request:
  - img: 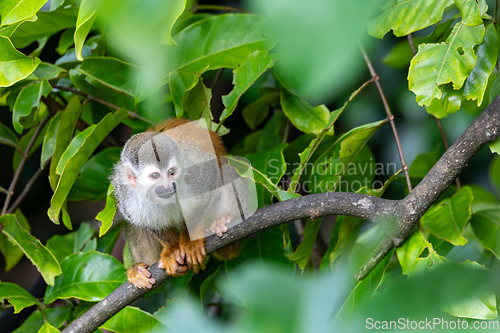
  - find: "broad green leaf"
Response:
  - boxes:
[12,79,52,133]
[464,24,499,105]
[0,282,39,313]
[447,292,498,320]
[0,210,29,271]
[44,251,126,303]
[0,121,20,151]
[38,322,60,333]
[101,306,166,332]
[421,186,473,245]
[280,89,329,134]
[184,78,212,126]
[397,229,447,276]
[0,36,41,87]
[46,223,94,263]
[172,14,273,73]
[368,0,454,38]
[220,50,275,123]
[289,219,322,270]
[408,23,485,107]
[454,0,483,26]
[242,91,279,130]
[49,108,129,224]
[31,62,67,80]
[41,111,62,167]
[0,214,61,285]
[425,84,463,118]
[490,137,500,154]
[96,184,118,237]
[10,6,78,49]
[49,96,82,190]
[252,0,377,100]
[78,57,138,97]
[0,0,46,26]
[169,70,199,117]
[471,208,500,258]
[309,120,385,193]
[489,153,500,194]
[246,143,288,206]
[74,0,98,61]
[409,145,441,179]
[11,307,70,332]
[68,147,121,201]
[56,27,74,55]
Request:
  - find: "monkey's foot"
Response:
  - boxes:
[158,245,188,277]
[127,263,156,289]
[208,216,232,237]
[179,231,206,274]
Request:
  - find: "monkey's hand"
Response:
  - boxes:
[208,216,232,237]
[127,263,156,289]
[178,229,206,273]
[158,242,188,277]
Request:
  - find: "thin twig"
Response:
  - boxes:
[6,159,51,215]
[53,85,154,125]
[1,115,51,215]
[190,4,248,13]
[360,44,413,191]
[407,34,416,55]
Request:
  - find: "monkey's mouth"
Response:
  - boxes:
[155,182,177,199]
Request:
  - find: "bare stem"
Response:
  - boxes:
[53,85,154,125]
[1,115,51,215]
[360,44,413,191]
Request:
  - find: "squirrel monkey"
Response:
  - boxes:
[112,119,254,289]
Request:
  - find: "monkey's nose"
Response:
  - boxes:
[155,185,175,199]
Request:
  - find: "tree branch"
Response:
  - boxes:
[63,96,500,333]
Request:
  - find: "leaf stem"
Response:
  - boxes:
[360,44,413,191]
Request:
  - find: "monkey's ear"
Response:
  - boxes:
[122,163,137,187]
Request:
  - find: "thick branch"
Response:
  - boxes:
[63,96,500,333]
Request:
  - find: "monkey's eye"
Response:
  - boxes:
[167,167,176,176]
[149,172,161,180]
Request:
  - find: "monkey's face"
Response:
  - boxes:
[139,161,181,203]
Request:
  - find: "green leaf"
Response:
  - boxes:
[288,219,322,270]
[44,251,126,304]
[280,89,329,134]
[489,154,500,194]
[242,91,279,130]
[169,70,199,118]
[46,223,95,263]
[421,186,473,245]
[1,214,61,285]
[74,0,98,61]
[12,79,52,134]
[409,22,485,107]
[172,14,272,73]
[41,111,62,167]
[31,62,67,80]
[447,292,498,320]
[0,282,39,313]
[0,121,20,151]
[49,96,82,190]
[0,0,47,26]
[309,120,385,193]
[49,108,129,224]
[96,184,118,237]
[471,208,500,258]
[368,0,454,38]
[490,137,500,154]
[11,307,70,332]
[37,322,60,333]
[183,78,212,125]
[101,306,166,332]
[397,229,447,276]
[220,50,275,123]
[0,36,41,87]
[10,6,78,49]
[0,210,29,271]
[68,147,121,201]
[464,24,499,105]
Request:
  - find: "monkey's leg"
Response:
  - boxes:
[158,241,188,276]
[127,263,156,289]
[178,229,206,273]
